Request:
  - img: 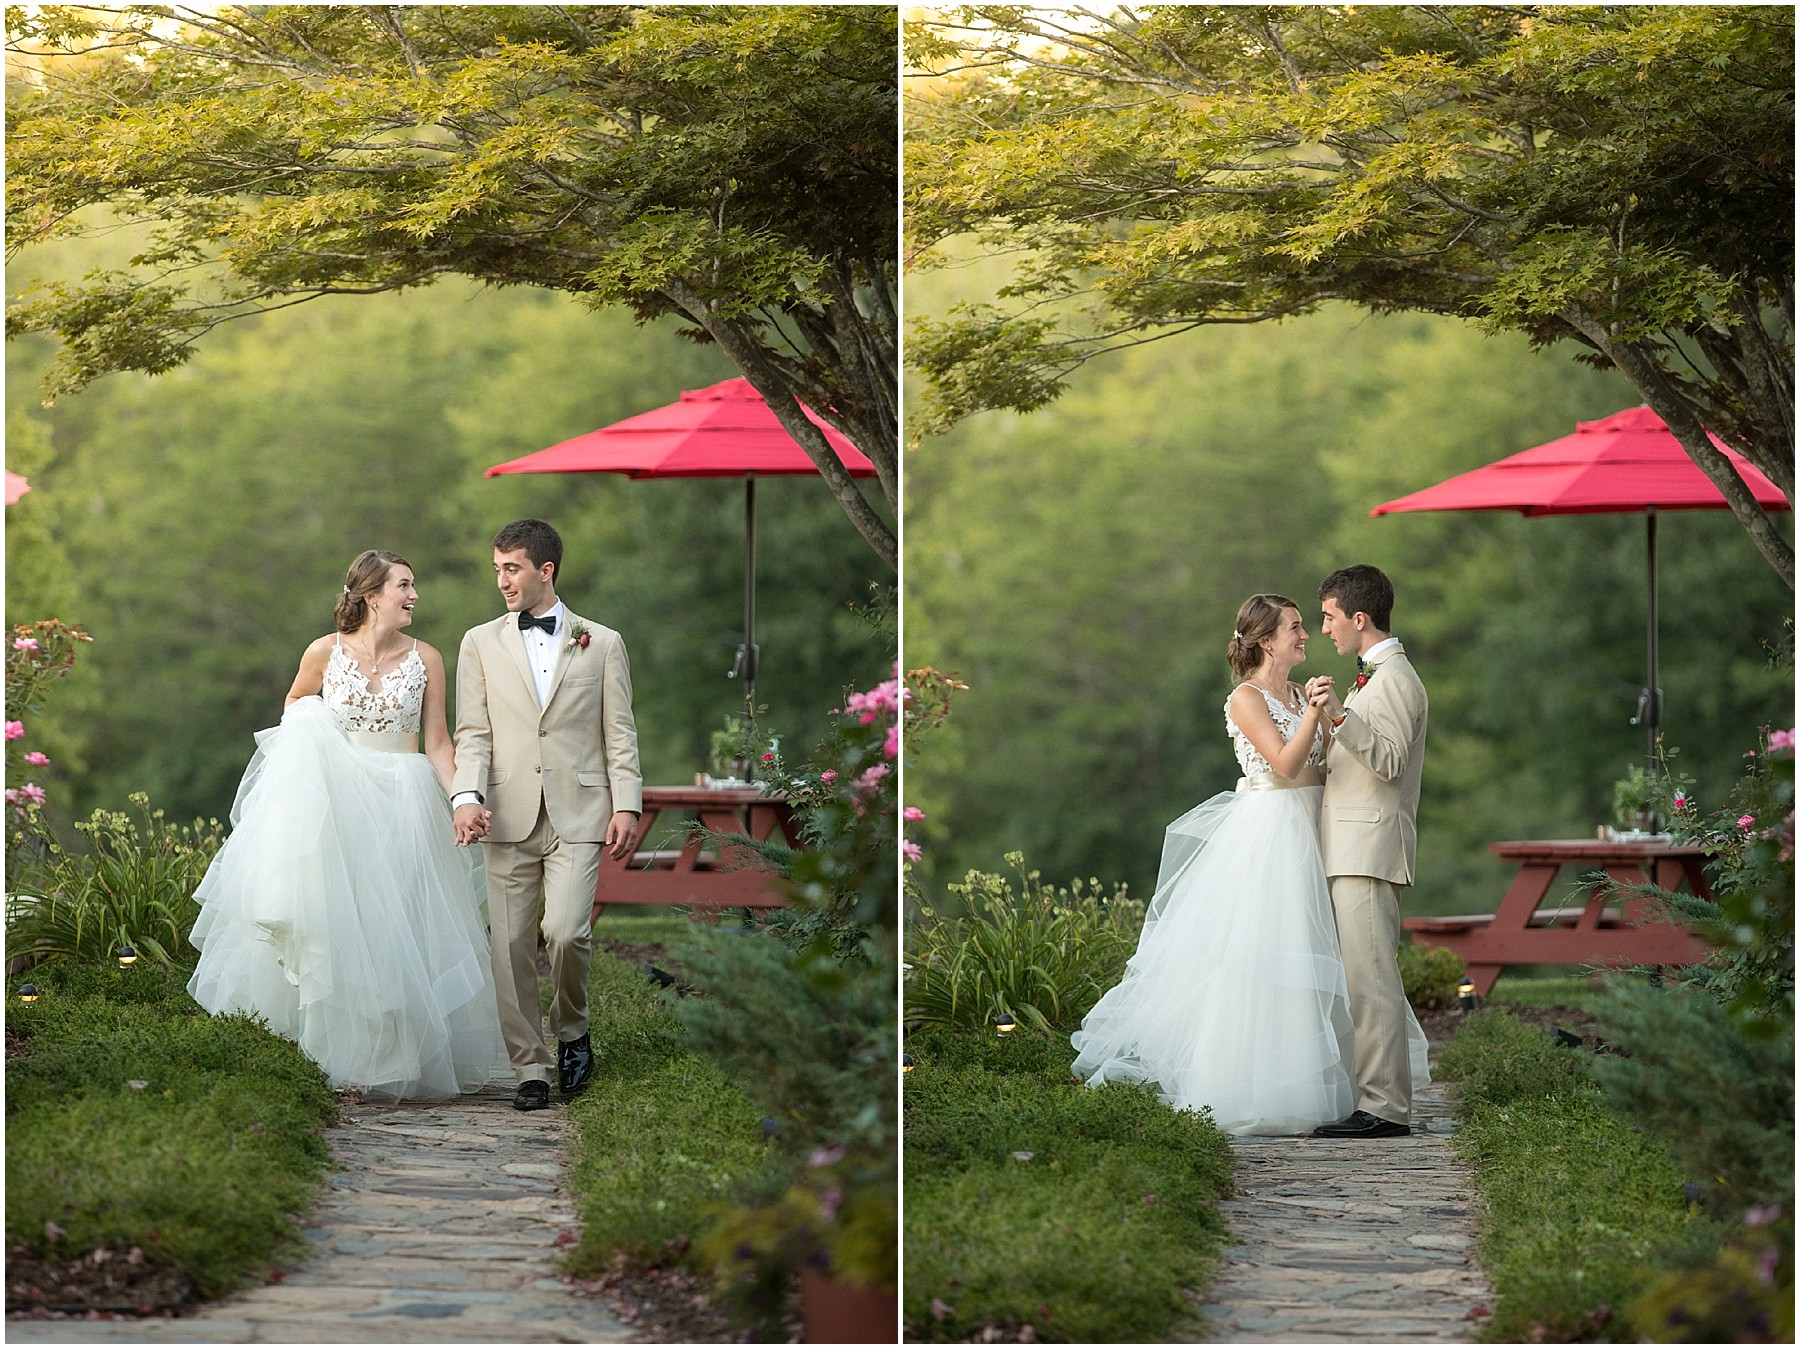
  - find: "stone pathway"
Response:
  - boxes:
[1198,1075,1494,1342]
[9,1084,638,1344]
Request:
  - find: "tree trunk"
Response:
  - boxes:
[667,280,898,570]
[1565,309,1795,589]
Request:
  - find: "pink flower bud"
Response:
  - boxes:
[3,721,22,741]
[819,769,837,784]
[903,806,925,821]
[761,752,774,763]
[1738,814,1756,830]
[23,751,49,766]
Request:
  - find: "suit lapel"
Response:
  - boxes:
[497,614,538,710]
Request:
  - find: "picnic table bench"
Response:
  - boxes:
[591,785,798,918]
[1404,838,1712,997]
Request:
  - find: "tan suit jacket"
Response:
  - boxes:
[452,611,643,844]
[1321,643,1428,885]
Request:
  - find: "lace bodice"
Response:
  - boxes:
[322,639,425,736]
[1226,683,1325,778]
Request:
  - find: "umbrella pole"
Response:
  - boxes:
[1645,506,1660,775]
[742,472,759,726]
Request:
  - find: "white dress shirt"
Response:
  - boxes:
[453,602,564,809]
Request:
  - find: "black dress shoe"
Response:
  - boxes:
[1312,1110,1410,1139]
[558,1031,595,1095]
[513,1080,550,1112]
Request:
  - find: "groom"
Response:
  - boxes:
[451,519,643,1112]
[1305,564,1428,1140]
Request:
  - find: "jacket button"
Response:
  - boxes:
[539,729,547,737]
[534,766,541,774]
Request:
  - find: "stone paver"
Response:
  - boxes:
[1198,1075,1493,1343]
[9,1085,638,1343]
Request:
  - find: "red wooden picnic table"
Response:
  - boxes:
[1404,838,1712,997]
[591,785,799,918]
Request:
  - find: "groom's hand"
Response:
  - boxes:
[1307,679,1344,721]
[453,802,490,846]
[604,810,640,861]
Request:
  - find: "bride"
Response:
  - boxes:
[1070,593,1427,1135]
[188,550,508,1100]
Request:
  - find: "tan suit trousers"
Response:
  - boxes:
[1329,874,1412,1123]
[485,802,602,1084]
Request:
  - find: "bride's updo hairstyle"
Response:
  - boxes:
[334,550,410,634]
[1227,593,1299,679]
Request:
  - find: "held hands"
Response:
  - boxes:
[1304,675,1344,722]
[452,802,492,847]
[604,810,640,862]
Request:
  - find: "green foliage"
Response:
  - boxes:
[907,7,1792,584]
[7,794,222,968]
[903,281,1791,909]
[1397,941,1464,1011]
[1589,982,1793,1221]
[5,961,338,1299]
[5,272,887,830]
[4,617,91,868]
[1611,764,1660,829]
[560,938,780,1277]
[1433,1008,1595,1110]
[1436,1009,1716,1341]
[1625,1217,1794,1345]
[8,5,898,560]
[1453,1089,1710,1343]
[903,1027,1233,1343]
[906,852,1142,1034]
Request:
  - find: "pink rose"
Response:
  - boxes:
[903,806,925,822]
[11,637,38,652]
[23,751,49,766]
[819,769,837,784]
[761,752,774,763]
[902,840,922,863]
[17,783,44,805]
[3,721,22,741]
[1738,814,1756,830]
[884,723,899,759]
[1769,728,1796,755]
[1671,792,1689,811]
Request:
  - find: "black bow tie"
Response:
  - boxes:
[518,611,556,635]
[1356,655,1368,673]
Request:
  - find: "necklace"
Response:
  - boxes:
[1248,679,1302,713]
[347,631,404,679]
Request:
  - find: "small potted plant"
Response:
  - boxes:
[1609,765,1664,840]
[709,715,755,785]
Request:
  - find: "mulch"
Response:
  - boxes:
[563,1248,802,1343]
[1416,999,1607,1060]
[6,1245,191,1318]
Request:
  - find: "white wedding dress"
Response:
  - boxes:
[1070,684,1429,1135]
[188,638,509,1100]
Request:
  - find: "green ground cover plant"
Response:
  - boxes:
[560,921,782,1277]
[5,960,338,1301]
[903,1027,1233,1343]
[1436,1007,1718,1342]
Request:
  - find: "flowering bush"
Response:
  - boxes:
[1647,728,1795,1019]
[4,619,90,872]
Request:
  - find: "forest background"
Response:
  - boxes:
[7,224,890,835]
[905,251,1793,913]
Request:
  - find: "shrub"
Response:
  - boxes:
[1433,1008,1594,1109]
[1589,981,1793,1220]
[6,794,222,968]
[906,852,1142,1033]
[1398,941,1463,1010]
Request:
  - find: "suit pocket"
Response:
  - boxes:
[575,771,607,787]
[490,770,510,786]
[564,676,598,688]
[1333,806,1381,823]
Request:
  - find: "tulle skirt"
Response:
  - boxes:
[1071,782,1429,1136]
[188,697,509,1100]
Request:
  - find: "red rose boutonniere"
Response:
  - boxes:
[567,621,592,651]
[1352,671,1371,690]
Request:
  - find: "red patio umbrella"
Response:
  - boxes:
[485,377,877,708]
[1372,405,1791,769]
[5,472,30,505]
